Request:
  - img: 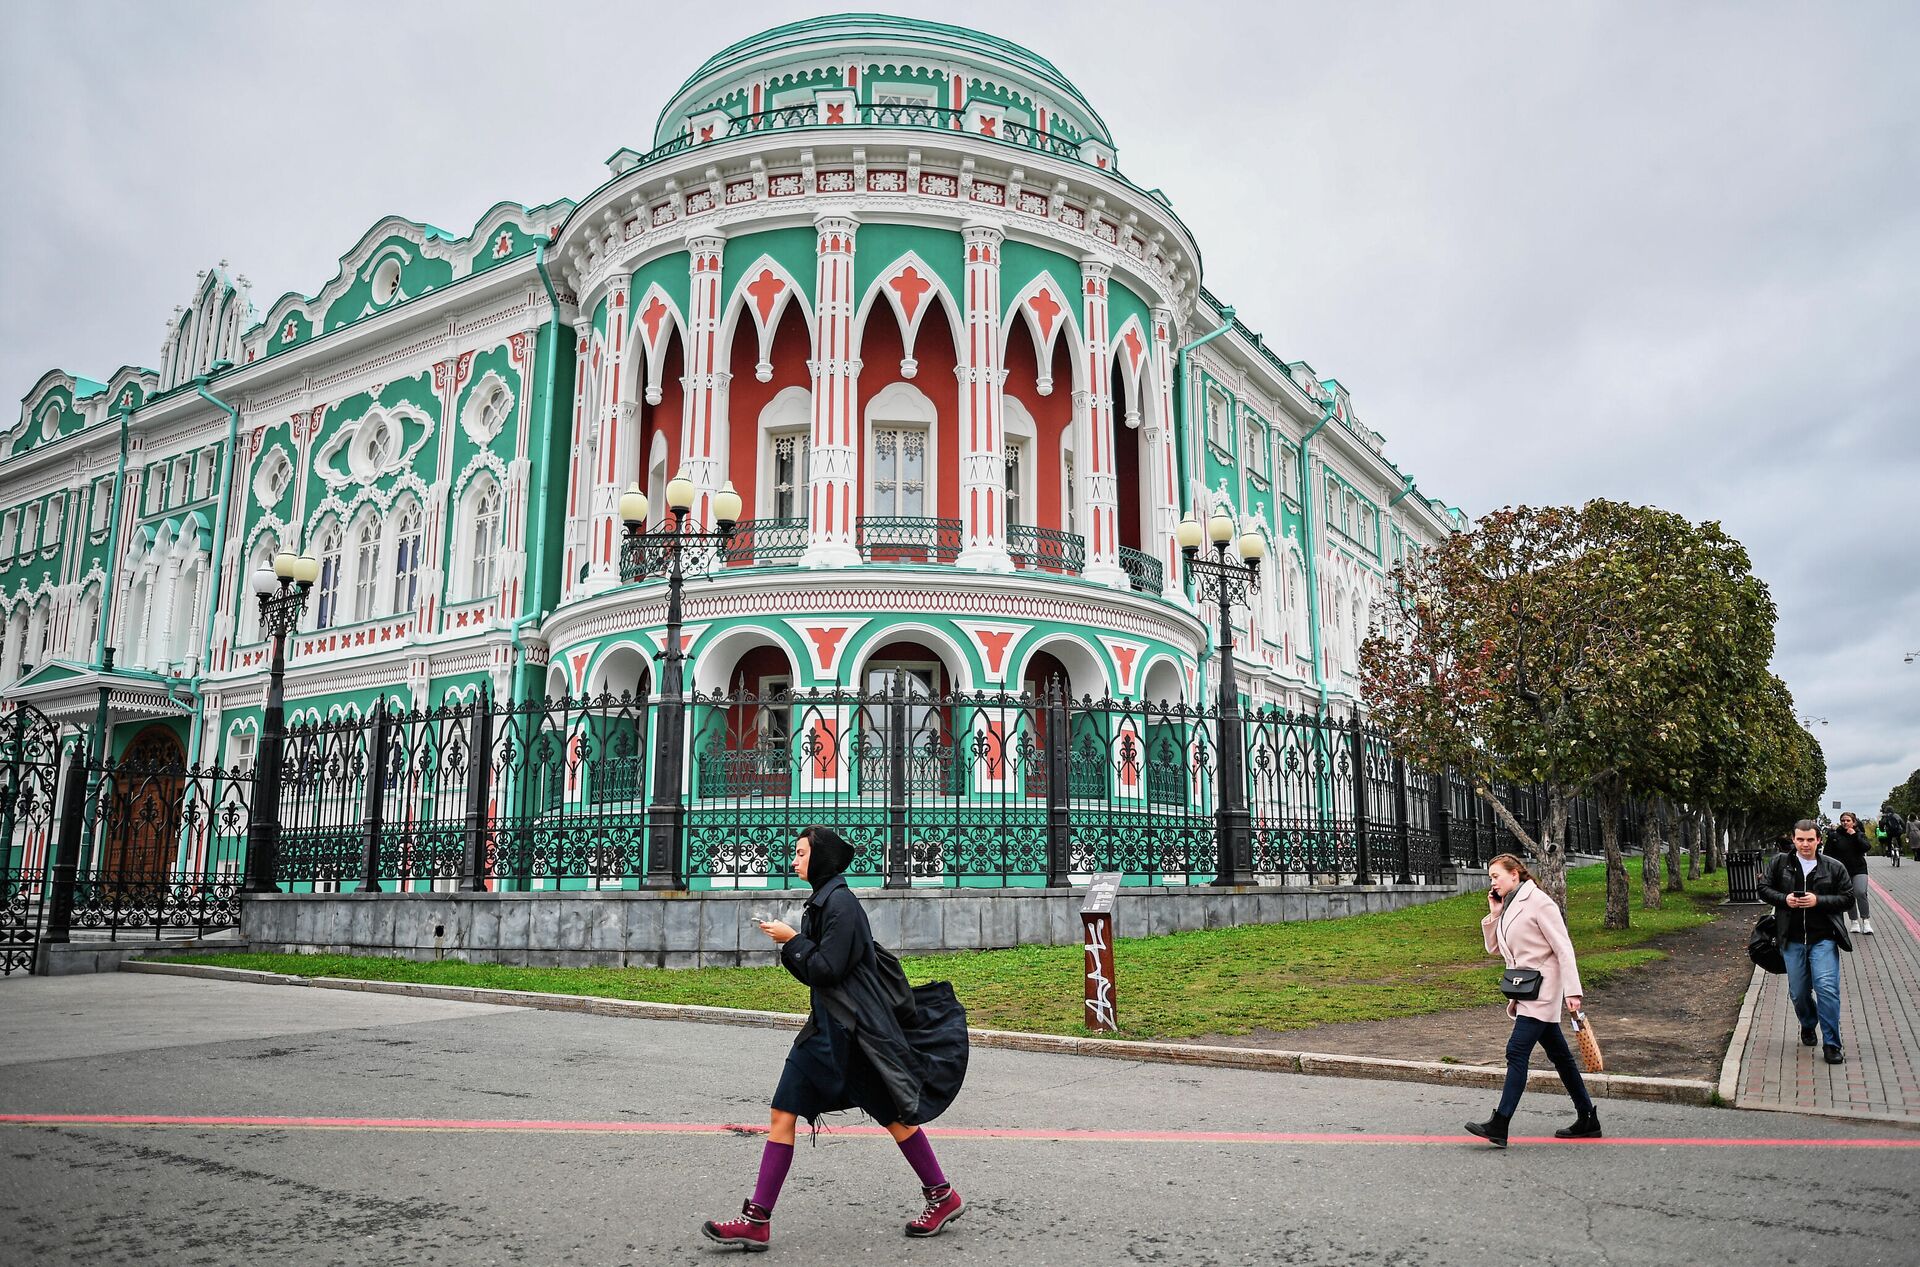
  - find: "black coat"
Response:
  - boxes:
[1825,827,1870,876]
[779,876,969,1125]
[1757,852,1855,950]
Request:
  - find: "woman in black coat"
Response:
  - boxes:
[702,825,970,1252]
[1826,812,1874,934]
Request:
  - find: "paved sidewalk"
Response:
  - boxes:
[1736,855,1920,1122]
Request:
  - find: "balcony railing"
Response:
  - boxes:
[1119,545,1164,596]
[635,103,1093,172]
[721,517,807,568]
[856,516,961,565]
[1008,524,1085,576]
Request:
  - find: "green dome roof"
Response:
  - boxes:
[655,13,1114,148]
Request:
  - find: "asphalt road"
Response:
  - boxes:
[2,974,1915,1267]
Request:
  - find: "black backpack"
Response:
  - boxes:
[1748,912,1785,975]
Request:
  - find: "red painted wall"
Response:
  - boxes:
[855,303,959,521]
[1005,327,1075,531]
[1114,362,1142,551]
[643,332,685,493]
[724,303,812,517]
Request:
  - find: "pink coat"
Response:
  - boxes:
[1480,879,1584,1022]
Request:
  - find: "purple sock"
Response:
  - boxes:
[896,1128,947,1188]
[751,1141,793,1211]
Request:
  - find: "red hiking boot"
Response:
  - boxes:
[701,1200,771,1252]
[906,1183,964,1237]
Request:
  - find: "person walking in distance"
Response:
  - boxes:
[1879,810,1908,866]
[1758,819,1856,1064]
[1826,812,1874,934]
[701,825,970,1252]
[1465,854,1599,1148]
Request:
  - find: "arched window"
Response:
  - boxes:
[352,512,381,621]
[391,501,423,612]
[755,388,812,522]
[463,478,503,601]
[313,521,344,630]
[75,589,100,662]
[240,537,277,643]
[863,383,936,519]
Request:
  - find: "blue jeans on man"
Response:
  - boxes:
[1781,938,1841,1047]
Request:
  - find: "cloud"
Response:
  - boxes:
[4,0,1914,809]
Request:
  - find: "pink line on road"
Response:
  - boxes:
[1868,877,1920,941]
[1,1113,1915,1148]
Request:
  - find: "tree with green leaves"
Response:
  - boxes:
[1884,769,1920,819]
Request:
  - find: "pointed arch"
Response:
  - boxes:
[627,282,689,407]
[1001,272,1085,396]
[1110,314,1150,424]
[850,251,964,378]
[717,253,814,381]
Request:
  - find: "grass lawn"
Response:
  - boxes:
[155,863,1726,1042]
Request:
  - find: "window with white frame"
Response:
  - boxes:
[1278,441,1297,499]
[43,498,62,549]
[38,403,59,442]
[363,417,396,473]
[241,538,276,643]
[1244,418,1267,477]
[1004,443,1025,526]
[313,522,343,630]
[1063,450,1079,537]
[195,449,217,498]
[770,434,810,520]
[90,482,110,532]
[1205,388,1230,449]
[874,86,937,108]
[352,514,381,621]
[20,506,38,554]
[871,429,927,516]
[391,501,423,612]
[464,478,503,600]
[1,510,15,556]
[143,471,161,514]
[476,385,512,442]
[172,458,189,505]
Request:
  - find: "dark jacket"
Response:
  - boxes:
[779,875,968,1125]
[1758,852,1855,950]
[1825,827,1870,876]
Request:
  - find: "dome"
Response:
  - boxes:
[652,13,1115,155]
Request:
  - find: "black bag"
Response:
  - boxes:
[1748,912,1785,975]
[1499,967,1544,1000]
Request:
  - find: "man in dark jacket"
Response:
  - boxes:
[1881,811,1909,864]
[1825,812,1873,933]
[1759,819,1855,1064]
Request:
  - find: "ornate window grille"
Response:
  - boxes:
[470,482,502,600]
[1005,442,1025,525]
[353,517,381,621]
[1063,450,1078,536]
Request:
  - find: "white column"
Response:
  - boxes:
[1079,257,1126,587]
[957,222,1012,571]
[682,238,727,526]
[586,277,631,586]
[803,215,862,567]
[1149,306,1187,605]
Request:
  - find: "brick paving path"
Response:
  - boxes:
[1736,855,1920,1121]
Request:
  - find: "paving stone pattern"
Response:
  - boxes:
[1737,856,1920,1121]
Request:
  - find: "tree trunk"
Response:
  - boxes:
[1479,784,1567,913]
[1640,802,1664,910]
[1599,790,1631,930]
[1704,808,1721,872]
[1666,802,1686,891]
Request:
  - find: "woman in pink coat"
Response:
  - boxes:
[1466,854,1600,1147]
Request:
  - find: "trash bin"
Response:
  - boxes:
[1726,849,1763,904]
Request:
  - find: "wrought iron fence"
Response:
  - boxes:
[631,103,1098,172]
[721,517,808,568]
[0,685,1628,959]
[856,516,963,565]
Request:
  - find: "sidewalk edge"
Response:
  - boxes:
[1719,964,1766,1107]
[120,959,1716,1107]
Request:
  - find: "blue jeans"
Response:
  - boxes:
[1496,1016,1594,1118]
[1782,938,1842,1047]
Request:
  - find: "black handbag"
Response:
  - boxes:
[1499,967,1544,1000]
[1748,912,1785,975]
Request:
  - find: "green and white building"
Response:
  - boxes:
[0,14,1462,792]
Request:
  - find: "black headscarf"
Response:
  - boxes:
[801,824,854,890]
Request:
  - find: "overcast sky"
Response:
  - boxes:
[3,1,1914,814]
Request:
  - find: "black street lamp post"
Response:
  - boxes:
[243,551,318,894]
[621,473,742,890]
[1179,508,1266,887]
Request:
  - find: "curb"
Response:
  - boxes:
[1719,964,1766,1106]
[121,960,1716,1107]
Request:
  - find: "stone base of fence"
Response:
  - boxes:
[240,871,1478,969]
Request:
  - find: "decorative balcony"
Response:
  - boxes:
[1119,545,1164,596]
[636,103,1093,172]
[720,517,806,568]
[856,516,962,565]
[1007,524,1085,576]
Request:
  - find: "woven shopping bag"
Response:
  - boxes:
[1570,1009,1605,1074]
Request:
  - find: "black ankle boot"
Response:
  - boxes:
[1554,1108,1602,1139]
[1465,1110,1512,1148]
